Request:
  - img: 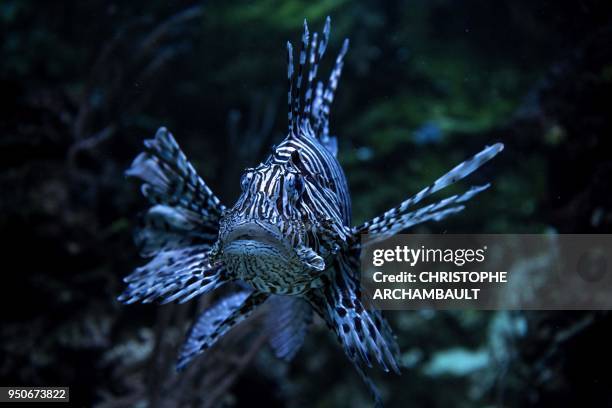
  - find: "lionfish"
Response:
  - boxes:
[119,17,503,405]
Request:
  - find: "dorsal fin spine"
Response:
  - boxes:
[287,42,295,135]
[285,16,347,141]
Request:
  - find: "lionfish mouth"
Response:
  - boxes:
[223,221,288,251]
[218,221,299,280]
[220,220,326,274]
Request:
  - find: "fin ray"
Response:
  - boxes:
[177,290,269,370]
[117,245,228,304]
[126,127,225,255]
[307,259,401,373]
[355,144,504,237]
[265,296,312,361]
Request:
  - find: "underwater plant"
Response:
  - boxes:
[119,17,503,406]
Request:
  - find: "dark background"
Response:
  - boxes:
[2,0,612,406]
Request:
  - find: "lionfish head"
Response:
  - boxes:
[209,17,350,286]
[211,154,329,282]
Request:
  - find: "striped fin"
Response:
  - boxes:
[311,81,324,127]
[304,16,330,120]
[302,32,318,118]
[177,290,269,370]
[134,204,217,256]
[308,261,401,372]
[265,296,312,361]
[287,41,295,134]
[306,260,399,406]
[285,16,347,141]
[354,143,504,237]
[361,184,490,245]
[117,245,228,304]
[293,19,309,125]
[302,307,384,408]
[355,363,384,408]
[316,38,349,140]
[126,127,225,233]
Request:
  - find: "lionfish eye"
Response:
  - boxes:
[240,172,252,191]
